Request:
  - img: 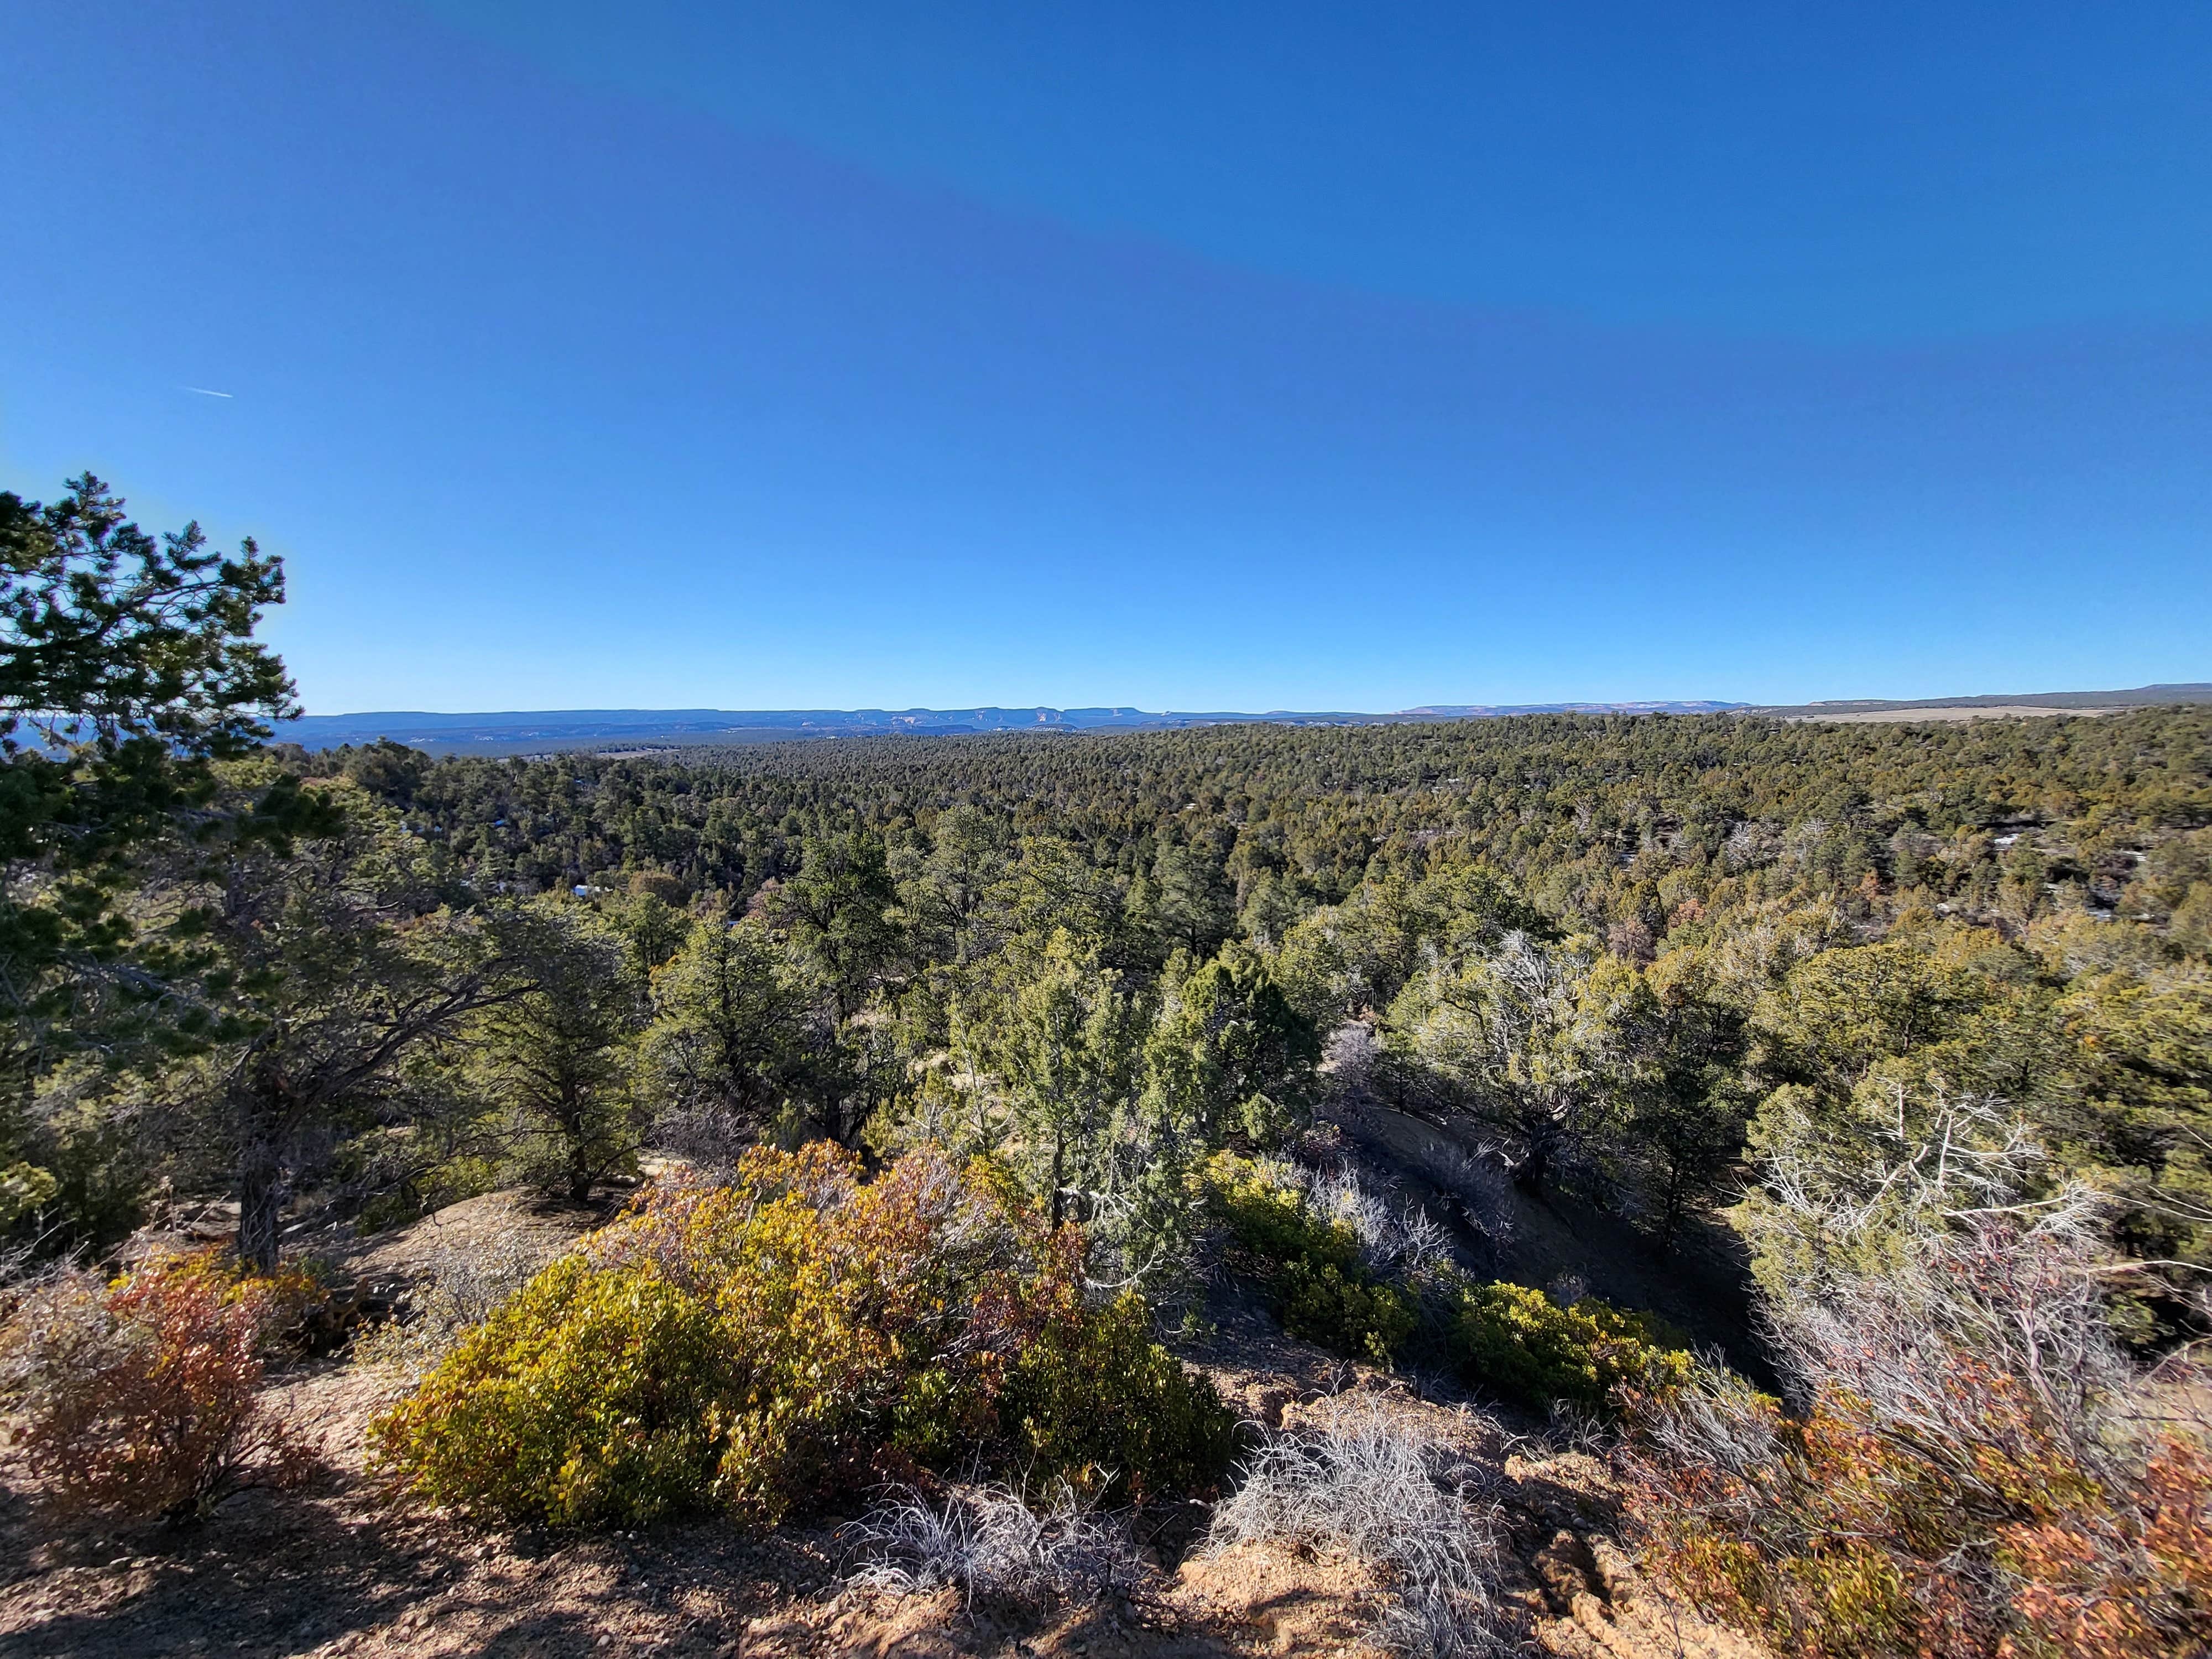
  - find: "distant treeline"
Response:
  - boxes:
[310,707,2212,945]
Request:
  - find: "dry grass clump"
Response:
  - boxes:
[1291,1159,1457,1276]
[845,1482,1142,1609]
[1207,1400,1514,1658]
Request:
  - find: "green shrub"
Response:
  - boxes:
[999,1289,1238,1503]
[1201,1155,1677,1402]
[1204,1153,1417,1363]
[1277,1258,1418,1364]
[367,1258,735,1528]
[371,1144,1230,1529]
[1441,1276,1691,1413]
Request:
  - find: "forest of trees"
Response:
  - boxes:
[8,477,2212,1654]
[31,661,2207,1292]
[7,480,2212,1290]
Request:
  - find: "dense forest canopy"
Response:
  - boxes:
[246,707,2212,1287]
[336,709,2212,929]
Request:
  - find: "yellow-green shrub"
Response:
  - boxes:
[999,1289,1238,1503]
[370,1144,1230,1528]
[365,1258,735,1528]
[1203,1153,1416,1363]
[1442,1277,1691,1413]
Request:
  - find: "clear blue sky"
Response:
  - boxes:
[4,1,2208,713]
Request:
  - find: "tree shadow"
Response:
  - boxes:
[0,1470,828,1659]
[3,1479,453,1658]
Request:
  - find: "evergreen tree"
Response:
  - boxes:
[1,477,293,1225]
[641,917,834,1153]
[1146,943,1319,1146]
[476,898,646,1203]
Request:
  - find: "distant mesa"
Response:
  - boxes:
[275,686,2207,755]
[1744,683,2212,722]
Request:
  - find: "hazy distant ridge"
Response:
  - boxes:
[278,686,2209,754]
[279,701,1749,753]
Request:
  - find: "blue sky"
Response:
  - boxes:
[4,1,2208,713]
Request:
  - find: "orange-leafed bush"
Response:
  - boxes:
[0,1250,311,1522]
[1619,1212,2212,1659]
[2001,1433,2212,1657]
[369,1144,1233,1530]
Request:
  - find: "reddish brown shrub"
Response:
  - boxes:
[2001,1433,2212,1658]
[0,1250,312,1522]
[1618,1213,2212,1658]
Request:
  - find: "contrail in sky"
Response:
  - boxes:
[181,385,233,398]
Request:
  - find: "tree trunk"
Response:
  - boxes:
[1657,1160,1686,1256]
[1048,1132,1066,1230]
[1516,1147,1547,1195]
[1516,1119,1552,1196]
[237,1130,283,1274]
[561,1095,594,1204]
